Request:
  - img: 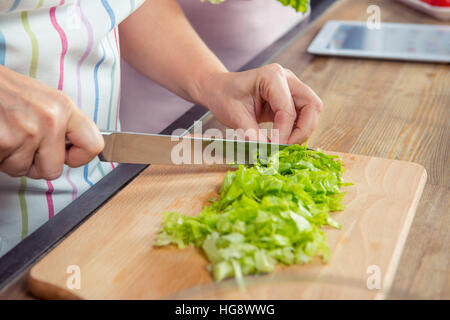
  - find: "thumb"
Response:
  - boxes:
[65,109,104,168]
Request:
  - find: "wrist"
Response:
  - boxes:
[187,68,229,110]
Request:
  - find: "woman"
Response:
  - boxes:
[0,0,322,257]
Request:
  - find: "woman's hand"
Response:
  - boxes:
[194,64,323,144]
[0,66,104,180]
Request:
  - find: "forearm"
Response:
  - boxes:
[118,0,227,105]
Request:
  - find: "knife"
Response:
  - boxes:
[94,131,288,165]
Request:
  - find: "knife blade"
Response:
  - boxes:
[98,131,288,165]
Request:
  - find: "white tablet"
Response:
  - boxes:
[307,20,450,63]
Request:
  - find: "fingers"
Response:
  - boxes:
[258,64,297,144]
[284,69,323,144]
[27,134,66,180]
[0,142,38,178]
[0,108,18,163]
[21,101,67,180]
[0,104,38,177]
[194,64,320,146]
[288,105,320,145]
[65,108,104,168]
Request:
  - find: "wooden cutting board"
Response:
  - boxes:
[28,152,426,299]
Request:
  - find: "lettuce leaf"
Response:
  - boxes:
[155,144,349,282]
[201,0,310,13]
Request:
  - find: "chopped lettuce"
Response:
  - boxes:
[201,0,310,13]
[155,144,350,282]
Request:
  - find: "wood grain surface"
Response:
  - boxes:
[28,152,426,299]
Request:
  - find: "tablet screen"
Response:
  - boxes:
[328,24,450,56]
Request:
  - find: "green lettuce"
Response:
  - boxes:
[201,0,310,13]
[155,145,350,283]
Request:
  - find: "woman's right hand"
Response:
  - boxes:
[0,66,104,180]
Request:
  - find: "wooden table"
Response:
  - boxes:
[0,0,448,299]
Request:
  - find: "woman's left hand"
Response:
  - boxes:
[194,63,323,145]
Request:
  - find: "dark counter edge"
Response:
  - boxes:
[0,0,336,293]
